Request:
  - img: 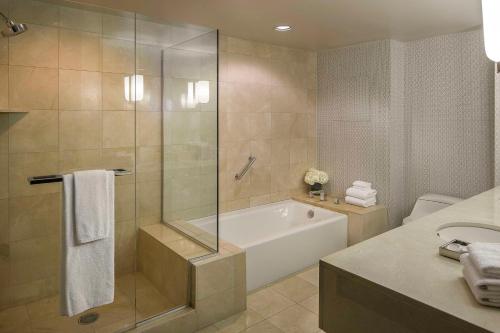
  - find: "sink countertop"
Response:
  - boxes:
[321,187,500,333]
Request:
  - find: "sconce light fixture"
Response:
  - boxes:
[482,0,500,72]
[182,80,210,108]
[124,75,144,102]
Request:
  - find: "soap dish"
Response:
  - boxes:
[439,239,469,261]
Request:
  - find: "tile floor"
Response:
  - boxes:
[0,272,176,333]
[196,264,324,333]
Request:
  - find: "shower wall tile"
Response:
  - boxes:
[102,111,135,148]
[59,149,101,173]
[102,38,135,74]
[8,111,59,153]
[59,6,102,34]
[59,29,102,71]
[218,36,317,212]
[9,0,59,27]
[0,37,7,65]
[102,72,135,111]
[0,153,7,199]
[60,111,101,150]
[59,70,102,110]
[9,66,58,110]
[137,112,161,147]
[8,24,58,68]
[0,65,8,109]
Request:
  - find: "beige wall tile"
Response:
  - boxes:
[250,113,271,140]
[136,146,161,182]
[164,111,200,145]
[102,38,134,74]
[102,111,135,148]
[59,6,102,33]
[59,29,101,71]
[59,69,102,111]
[115,183,135,223]
[137,76,161,112]
[102,73,135,111]
[102,14,134,40]
[0,153,7,199]
[10,0,59,27]
[59,149,101,173]
[137,44,161,76]
[271,113,295,139]
[0,114,7,154]
[250,166,271,197]
[290,139,308,164]
[0,65,8,109]
[9,66,58,110]
[101,148,135,178]
[60,111,100,150]
[8,193,60,242]
[270,164,290,192]
[271,139,290,166]
[0,199,7,244]
[137,112,161,146]
[8,152,59,197]
[8,111,58,153]
[9,24,58,68]
[136,181,161,218]
[0,37,7,65]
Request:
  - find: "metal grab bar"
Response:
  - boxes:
[27,168,132,185]
[235,156,256,181]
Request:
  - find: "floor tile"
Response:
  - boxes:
[244,320,284,333]
[299,294,319,314]
[297,265,319,287]
[247,288,294,319]
[267,304,318,333]
[0,305,32,333]
[271,276,318,303]
[196,324,220,332]
[214,309,264,333]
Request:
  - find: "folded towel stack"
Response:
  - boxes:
[460,243,500,308]
[345,180,377,207]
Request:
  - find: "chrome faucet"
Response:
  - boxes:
[309,189,326,201]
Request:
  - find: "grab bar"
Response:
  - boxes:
[27,168,132,185]
[235,156,256,181]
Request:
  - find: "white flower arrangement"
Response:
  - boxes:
[304,168,329,186]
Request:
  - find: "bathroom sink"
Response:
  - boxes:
[437,223,500,243]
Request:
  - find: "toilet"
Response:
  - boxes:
[402,193,463,225]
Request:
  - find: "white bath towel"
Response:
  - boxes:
[74,170,112,244]
[346,187,377,200]
[61,172,115,317]
[345,195,376,208]
[461,254,500,307]
[467,243,500,279]
[353,180,372,189]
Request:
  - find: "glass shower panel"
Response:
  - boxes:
[163,30,219,252]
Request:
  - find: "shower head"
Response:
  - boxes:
[0,12,28,37]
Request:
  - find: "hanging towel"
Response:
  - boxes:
[461,254,500,307]
[345,195,376,208]
[74,170,112,243]
[467,243,500,279]
[346,187,377,200]
[61,172,115,317]
[353,180,372,189]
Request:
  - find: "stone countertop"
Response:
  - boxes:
[321,187,500,333]
[292,194,387,215]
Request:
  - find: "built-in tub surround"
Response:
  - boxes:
[319,187,500,333]
[190,200,347,290]
[218,36,317,213]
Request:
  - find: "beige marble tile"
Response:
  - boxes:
[271,276,317,303]
[9,66,58,110]
[115,183,135,223]
[271,113,295,140]
[270,139,290,166]
[59,149,101,173]
[247,288,294,319]
[136,146,161,182]
[137,75,162,112]
[214,309,264,333]
[267,305,318,333]
[0,114,7,153]
[102,111,135,148]
[101,148,135,180]
[137,44,162,76]
[243,320,283,333]
[290,139,308,164]
[59,69,102,111]
[10,0,59,27]
[102,72,135,111]
[59,29,102,71]
[60,111,100,150]
[297,266,319,287]
[249,166,271,197]
[0,153,7,199]
[299,294,319,315]
[8,152,59,197]
[102,38,134,74]
[0,34,7,65]
[0,305,31,333]
[59,6,102,33]
[9,24,58,68]
[164,111,200,145]
[250,113,272,140]
[0,198,7,244]
[0,65,8,109]
[137,112,161,146]
[136,180,161,219]
[168,238,209,259]
[196,325,220,333]
[8,193,60,242]
[102,14,135,40]
[8,111,58,153]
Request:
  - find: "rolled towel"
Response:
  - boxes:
[467,243,500,279]
[345,196,376,208]
[461,254,500,307]
[353,180,372,189]
[346,187,377,200]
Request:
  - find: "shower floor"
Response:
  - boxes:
[0,272,177,333]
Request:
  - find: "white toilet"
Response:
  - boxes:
[402,193,463,225]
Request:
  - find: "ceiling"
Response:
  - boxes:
[77,0,483,50]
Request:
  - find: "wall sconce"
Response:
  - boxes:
[124,75,144,102]
[482,0,500,72]
[181,80,210,109]
[195,81,210,104]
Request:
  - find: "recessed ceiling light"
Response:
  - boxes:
[274,25,292,32]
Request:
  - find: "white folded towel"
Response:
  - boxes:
[74,170,112,244]
[61,172,115,316]
[345,195,376,208]
[346,187,377,200]
[461,254,500,307]
[467,243,500,279]
[353,180,372,189]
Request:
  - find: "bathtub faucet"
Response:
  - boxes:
[309,189,326,201]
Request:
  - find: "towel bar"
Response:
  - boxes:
[27,169,132,185]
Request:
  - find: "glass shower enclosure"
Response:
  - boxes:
[0,0,218,332]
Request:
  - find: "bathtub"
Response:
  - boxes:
[190,200,348,291]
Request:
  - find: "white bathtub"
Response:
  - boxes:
[190,200,348,291]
